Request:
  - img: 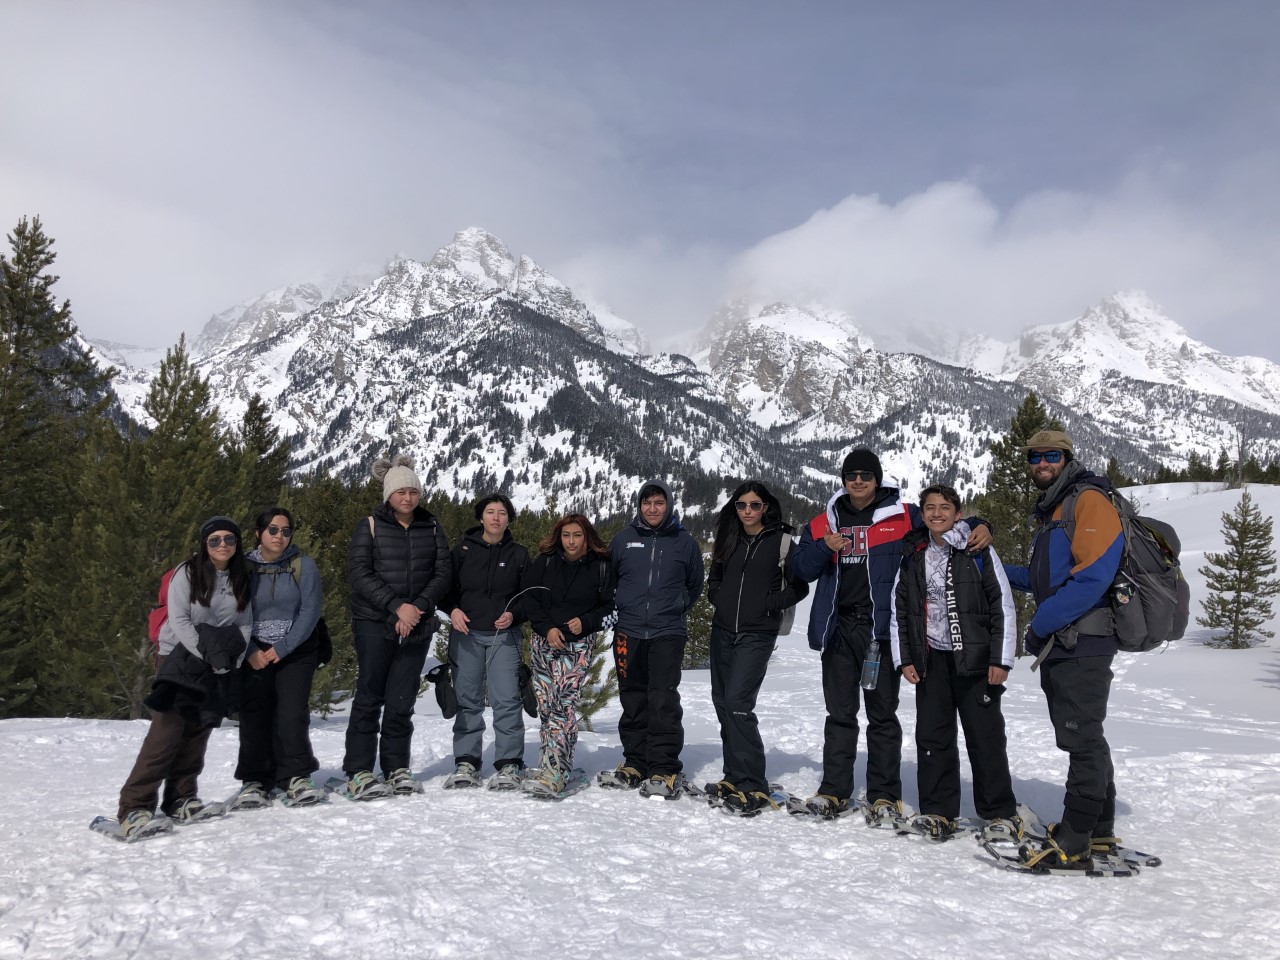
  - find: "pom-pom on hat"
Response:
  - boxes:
[372,454,423,503]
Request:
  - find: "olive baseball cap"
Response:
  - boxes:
[1022,429,1075,454]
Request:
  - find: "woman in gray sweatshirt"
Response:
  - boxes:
[230,507,325,809]
[114,516,252,838]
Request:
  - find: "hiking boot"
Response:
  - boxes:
[982,815,1026,843]
[120,810,159,838]
[910,814,956,841]
[722,790,781,817]
[285,776,323,803]
[525,766,567,795]
[345,770,385,800]
[1019,823,1095,871]
[641,773,680,798]
[804,794,851,819]
[383,767,421,794]
[230,781,271,810]
[611,764,644,788]
[442,762,481,790]
[704,780,737,803]
[168,797,206,823]
[865,798,904,827]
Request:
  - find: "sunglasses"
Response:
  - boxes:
[735,500,765,512]
[843,470,876,483]
[1027,450,1065,465]
[266,525,293,538]
[206,534,238,548]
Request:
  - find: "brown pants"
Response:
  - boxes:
[116,708,213,820]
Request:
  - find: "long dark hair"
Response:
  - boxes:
[188,529,252,611]
[712,480,783,562]
[538,513,610,559]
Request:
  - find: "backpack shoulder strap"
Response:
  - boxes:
[289,555,303,586]
[367,515,376,538]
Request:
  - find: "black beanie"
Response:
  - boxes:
[199,515,243,545]
[841,449,883,487]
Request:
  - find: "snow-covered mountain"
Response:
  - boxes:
[92,232,1280,511]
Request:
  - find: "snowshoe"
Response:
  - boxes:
[228,782,273,811]
[442,762,482,790]
[277,776,328,807]
[169,797,226,825]
[894,813,957,841]
[91,811,174,843]
[326,772,392,802]
[486,764,527,791]
[637,773,702,800]
[522,767,590,801]
[980,814,1028,844]
[790,794,854,820]
[721,789,782,818]
[384,767,425,795]
[862,797,909,828]
[703,780,738,807]
[596,765,644,789]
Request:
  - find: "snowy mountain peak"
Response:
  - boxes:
[426,228,519,293]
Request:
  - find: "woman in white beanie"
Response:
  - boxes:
[339,455,452,799]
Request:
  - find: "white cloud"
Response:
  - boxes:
[727,167,1280,359]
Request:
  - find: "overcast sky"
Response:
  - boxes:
[3,1,1278,360]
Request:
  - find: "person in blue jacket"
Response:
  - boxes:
[606,479,705,796]
[791,449,990,822]
[231,506,325,808]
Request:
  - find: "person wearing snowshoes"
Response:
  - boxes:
[520,514,616,797]
[891,484,1020,842]
[230,507,326,810]
[342,456,452,800]
[1004,430,1125,871]
[792,450,992,823]
[705,481,808,816]
[604,479,704,798]
[443,493,531,791]
[113,516,252,838]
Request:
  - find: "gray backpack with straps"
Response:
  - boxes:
[1056,486,1190,653]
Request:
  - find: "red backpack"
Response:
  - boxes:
[147,566,181,649]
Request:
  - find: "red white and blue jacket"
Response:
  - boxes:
[792,486,920,651]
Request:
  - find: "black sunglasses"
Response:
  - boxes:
[266,525,293,538]
[1027,451,1065,465]
[735,500,765,512]
[206,534,238,548]
[843,470,876,483]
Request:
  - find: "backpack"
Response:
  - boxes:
[147,566,182,649]
[776,534,798,637]
[1058,484,1190,653]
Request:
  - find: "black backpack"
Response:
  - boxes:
[1057,484,1190,653]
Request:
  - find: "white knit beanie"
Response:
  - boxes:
[372,455,423,503]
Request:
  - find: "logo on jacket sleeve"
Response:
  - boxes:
[626,543,645,549]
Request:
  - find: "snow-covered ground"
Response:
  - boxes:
[2,483,1279,959]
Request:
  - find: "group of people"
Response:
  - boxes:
[112,430,1128,870]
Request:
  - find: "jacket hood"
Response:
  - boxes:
[1034,461,1102,520]
[246,543,301,566]
[824,483,902,529]
[634,477,677,532]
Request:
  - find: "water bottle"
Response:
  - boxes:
[860,639,881,690]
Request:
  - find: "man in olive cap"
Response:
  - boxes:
[1004,429,1125,870]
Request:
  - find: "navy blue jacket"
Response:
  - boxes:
[609,479,705,640]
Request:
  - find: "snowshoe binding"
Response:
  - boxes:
[91,810,174,843]
[385,767,424,795]
[596,764,644,789]
[228,781,273,811]
[442,762,482,791]
[486,764,527,791]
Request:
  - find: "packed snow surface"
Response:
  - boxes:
[2,484,1279,959]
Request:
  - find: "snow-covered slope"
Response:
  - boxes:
[4,483,1278,959]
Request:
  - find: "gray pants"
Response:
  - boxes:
[449,628,526,770]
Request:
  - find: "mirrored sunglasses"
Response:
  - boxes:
[1027,450,1065,465]
[206,534,238,548]
[735,500,765,512]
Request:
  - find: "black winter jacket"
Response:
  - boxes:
[891,527,1017,677]
[522,550,616,640]
[348,503,452,640]
[145,626,247,727]
[447,526,531,631]
[707,525,809,634]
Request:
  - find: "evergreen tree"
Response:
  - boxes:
[576,634,619,732]
[969,391,1063,654]
[683,556,713,669]
[1197,491,1280,649]
[0,518,35,717]
[227,393,292,517]
[1105,456,1135,489]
